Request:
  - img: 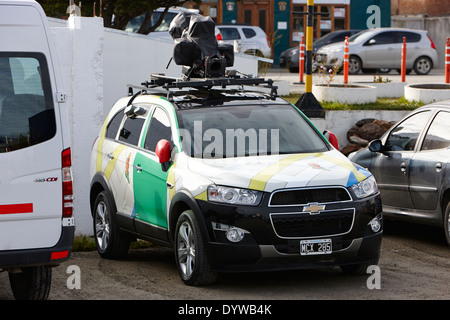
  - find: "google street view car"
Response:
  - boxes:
[89,12,382,286]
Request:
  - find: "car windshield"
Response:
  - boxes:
[176,102,329,158]
[348,29,374,43]
[314,32,339,45]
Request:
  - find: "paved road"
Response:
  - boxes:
[266,67,447,94]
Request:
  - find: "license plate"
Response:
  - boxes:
[300,239,332,256]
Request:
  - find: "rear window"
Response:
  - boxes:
[219,27,241,40]
[0,52,56,153]
[243,28,257,38]
[396,31,421,43]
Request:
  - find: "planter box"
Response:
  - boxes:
[312,84,377,104]
[405,83,450,104]
[355,81,406,98]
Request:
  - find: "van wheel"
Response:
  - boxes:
[174,210,217,286]
[93,191,130,259]
[444,202,450,246]
[8,266,51,300]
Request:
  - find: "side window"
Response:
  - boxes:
[243,28,257,39]
[105,108,124,139]
[385,111,431,151]
[421,111,450,151]
[397,31,421,43]
[144,107,172,152]
[368,31,395,45]
[219,28,241,40]
[118,116,145,146]
[0,53,55,153]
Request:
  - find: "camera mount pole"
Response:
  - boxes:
[294,0,324,118]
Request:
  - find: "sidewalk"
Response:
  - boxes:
[265,67,447,95]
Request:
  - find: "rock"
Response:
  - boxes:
[341,144,361,156]
[357,122,385,141]
[349,135,369,146]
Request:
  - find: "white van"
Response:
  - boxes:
[0,0,74,300]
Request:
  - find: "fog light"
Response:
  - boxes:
[226,227,245,243]
[369,217,382,233]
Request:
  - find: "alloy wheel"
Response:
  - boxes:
[95,201,110,251]
[177,221,196,279]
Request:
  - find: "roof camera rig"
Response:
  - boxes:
[130,12,277,101]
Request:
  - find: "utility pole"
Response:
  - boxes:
[294,0,324,118]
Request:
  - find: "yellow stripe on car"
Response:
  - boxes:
[104,145,126,180]
[248,153,318,191]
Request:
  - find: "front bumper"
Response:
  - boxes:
[198,192,382,272]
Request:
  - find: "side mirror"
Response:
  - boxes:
[368,39,376,45]
[323,130,339,150]
[368,139,383,153]
[155,139,171,172]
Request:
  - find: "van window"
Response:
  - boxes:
[0,53,56,153]
[119,116,145,146]
[106,108,125,139]
[144,107,172,152]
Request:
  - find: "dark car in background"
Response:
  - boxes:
[279,30,362,72]
[349,101,450,246]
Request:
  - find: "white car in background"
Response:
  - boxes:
[217,25,272,57]
[316,28,438,75]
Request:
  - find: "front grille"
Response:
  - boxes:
[270,188,351,206]
[270,209,354,238]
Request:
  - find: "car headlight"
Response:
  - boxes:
[351,175,378,199]
[207,185,262,206]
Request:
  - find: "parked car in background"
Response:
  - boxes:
[279,30,362,72]
[349,101,450,246]
[316,28,438,75]
[217,24,272,57]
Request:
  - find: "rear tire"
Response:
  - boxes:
[413,56,432,75]
[174,210,217,286]
[9,266,52,300]
[93,191,130,259]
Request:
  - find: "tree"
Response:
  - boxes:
[37,0,201,34]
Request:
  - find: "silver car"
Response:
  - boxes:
[316,28,438,75]
[349,101,450,245]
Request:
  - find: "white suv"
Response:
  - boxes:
[217,25,272,57]
[0,0,74,300]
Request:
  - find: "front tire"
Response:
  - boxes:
[9,266,52,300]
[443,202,450,246]
[93,191,130,259]
[175,210,217,286]
[348,56,362,74]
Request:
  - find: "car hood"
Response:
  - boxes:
[317,42,344,53]
[186,149,371,193]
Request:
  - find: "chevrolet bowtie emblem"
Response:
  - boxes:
[303,203,325,215]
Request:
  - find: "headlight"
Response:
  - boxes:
[351,175,378,199]
[207,185,262,206]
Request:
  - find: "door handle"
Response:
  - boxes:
[134,164,142,173]
[436,162,442,172]
[106,153,114,159]
[400,162,407,175]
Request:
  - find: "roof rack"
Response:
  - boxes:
[129,71,278,101]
